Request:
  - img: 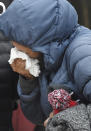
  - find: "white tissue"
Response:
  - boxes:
[8,47,41,77]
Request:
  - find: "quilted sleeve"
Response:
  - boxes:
[66,28,91,102]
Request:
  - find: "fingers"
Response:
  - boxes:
[44,117,50,127]
[49,112,54,118]
[10,58,25,72]
[44,112,54,127]
[10,58,34,79]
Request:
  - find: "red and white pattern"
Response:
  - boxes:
[48,89,78,115]
[48,89,71,110]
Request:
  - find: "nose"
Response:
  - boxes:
[0,2,6,15]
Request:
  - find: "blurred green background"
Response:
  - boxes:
[68,0,91,28]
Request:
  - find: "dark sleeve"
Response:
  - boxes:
[11,72,19,100]
[17,75,46,125]
[0,31,9,41]
[19,75,39,94]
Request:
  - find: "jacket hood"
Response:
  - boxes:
[0,0,78,53]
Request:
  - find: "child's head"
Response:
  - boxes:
[0,0,13,15]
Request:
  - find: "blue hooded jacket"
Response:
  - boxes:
[0,0,91,124]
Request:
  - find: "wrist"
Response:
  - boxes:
[19,75,39,94]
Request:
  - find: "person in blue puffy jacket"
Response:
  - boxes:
[0,0,91,125]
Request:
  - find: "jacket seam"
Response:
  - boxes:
[54,0,60,38]
[82,79,91,95]
[55,0,59,26]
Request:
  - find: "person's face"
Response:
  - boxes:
[11,41,42,78]
[12,41,42,59]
